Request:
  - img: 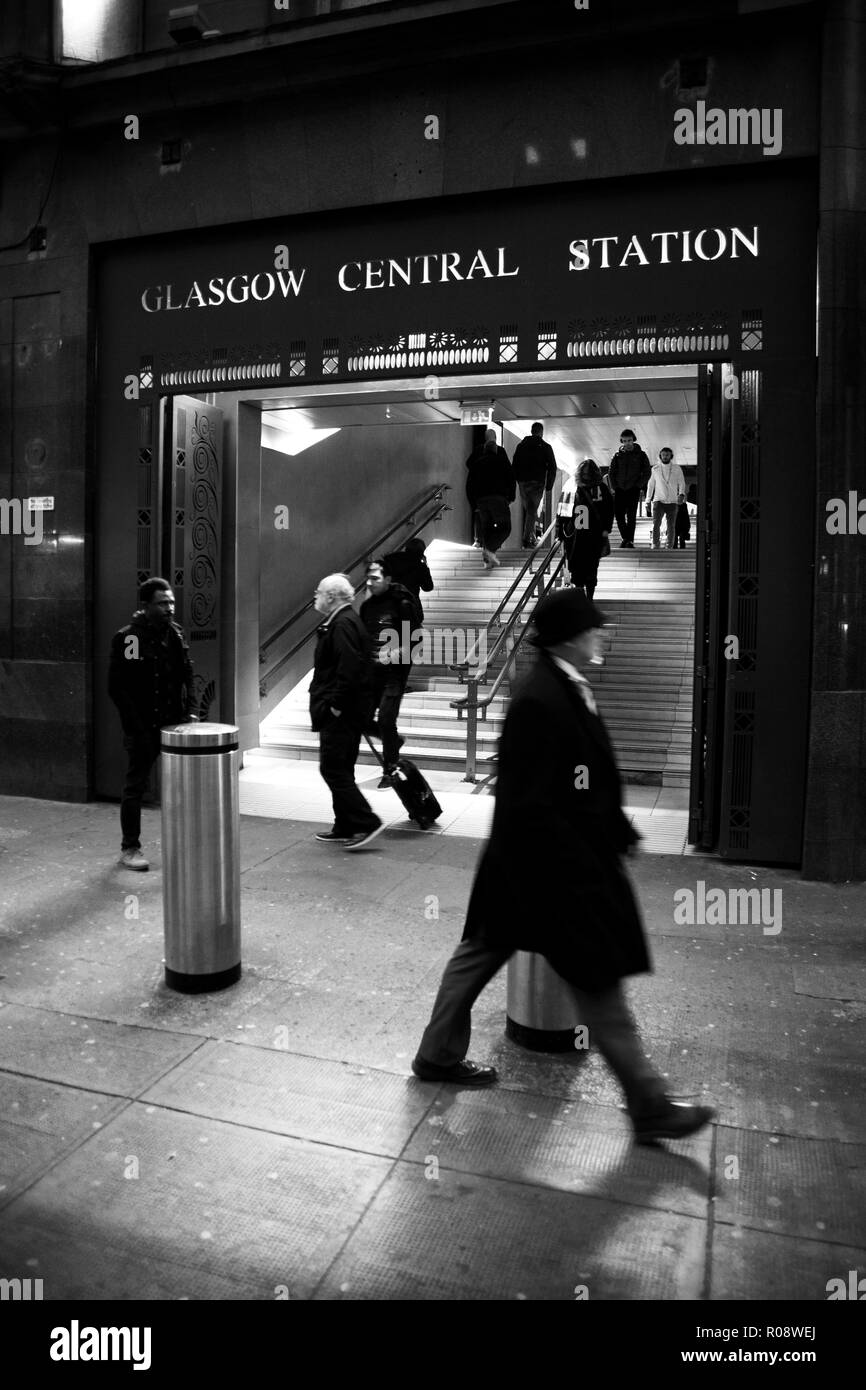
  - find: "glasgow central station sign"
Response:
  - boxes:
[97,164,815,390]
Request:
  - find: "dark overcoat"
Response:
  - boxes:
[309,605,375,732]
[463,652,651,990]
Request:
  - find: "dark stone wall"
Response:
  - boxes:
[802,0,866,880]
[0,1,826,824]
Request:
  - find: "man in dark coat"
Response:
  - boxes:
[108,577,198,871]
[360,559,419,783]
[382,537,434,615]
[512,421,558,547]
[465,428,516,568]
[412,588,715,1144]
[309,573,384,850]
[608,427,651,548]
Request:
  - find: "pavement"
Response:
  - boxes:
[0,780,865,1304]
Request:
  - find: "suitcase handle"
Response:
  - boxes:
[363,733,385,769]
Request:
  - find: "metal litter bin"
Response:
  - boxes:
[161,722,241,993]
[505,951,580,1052]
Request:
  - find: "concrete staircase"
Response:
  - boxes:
[251,525,696,786]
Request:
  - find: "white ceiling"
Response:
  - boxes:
[260,368,699,472]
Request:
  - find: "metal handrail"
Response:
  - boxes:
[259,485,451,694]
[450,536,571,782]
[455,518,559,670]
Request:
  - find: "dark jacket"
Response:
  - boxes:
[382,550,435,606]
[561,482,615,577]
[462,653,649,991]
[360,582,420,669]
[309,604,375,731]
[108,613,196,737]
[512,435,557,490]
[609,446,651,493]
[465,445,516,505]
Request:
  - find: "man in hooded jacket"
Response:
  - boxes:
[108,577,198,870]
[411,588,715,1144]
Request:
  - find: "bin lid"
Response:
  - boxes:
[161,722,239,751]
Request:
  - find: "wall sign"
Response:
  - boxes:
[97,163,816,393]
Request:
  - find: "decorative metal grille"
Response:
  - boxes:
[322,337,339,375]
[136,404,155,582]
[727,693,756,849]
[537,321,557,362]
[567,311,731,360]
[499,325,518,365]
[741,310,763,351]
[289,340,306,377]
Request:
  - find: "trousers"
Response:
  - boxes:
[318,718,380,835]
[613,486,640,544]
[120,731,161,850]
[370,663,409,768]
[475,495,512,552]
[518,480,545,545]
[652,502,679,548]
[416,938,666,1116]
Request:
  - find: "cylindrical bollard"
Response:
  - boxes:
[160,722,241,993]
[505,951,580,1052]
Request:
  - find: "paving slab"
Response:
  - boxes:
[712,1126,866,1247]
[141,1040,435,1157]
[0,1074,128,1208]
[402,1088,712,1216]
[315,1162,707,1300]
[0,1103,392,1300]
[0,1003,203,1095]
[710,1223,866,1302]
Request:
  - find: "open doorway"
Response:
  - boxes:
[206,363,713,851]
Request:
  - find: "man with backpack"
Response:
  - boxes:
[360,559,422,784]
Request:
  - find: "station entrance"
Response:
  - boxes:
[93,161,816,864]
[131,357,759,859]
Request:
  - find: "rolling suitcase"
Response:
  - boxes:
[364,736,442,829]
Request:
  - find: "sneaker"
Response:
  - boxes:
[119,848,149,871]
[632,1102,716,1145]
[377,774,394,788]
[315,829,352,842]
[412,1057,498,1086]
[487,550,501,567]
[343,822,385,851]
[619,540,628,548]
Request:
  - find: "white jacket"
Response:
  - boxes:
[646,461,685,506]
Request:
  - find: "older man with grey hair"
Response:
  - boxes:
[309,573,384,850]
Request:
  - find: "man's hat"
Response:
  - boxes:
[529,588,607,647]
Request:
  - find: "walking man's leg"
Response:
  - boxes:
[120,732,159,865]
[376,670,408,770]
[570,980,715,1141]
[651,502,664,548]
[414,937,512,1081]
[663,503,678,548]
[623,487,638,544]
[319,720,380,836]
[613,490,629,546]
[519,481,543,546]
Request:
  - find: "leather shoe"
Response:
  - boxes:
[632,1102,715,1144]
[411,1057,498,1086]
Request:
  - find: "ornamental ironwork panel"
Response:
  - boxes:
[170,397,223,720]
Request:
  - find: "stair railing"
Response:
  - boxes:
[450,528,571,782]
[259,485,451,697]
